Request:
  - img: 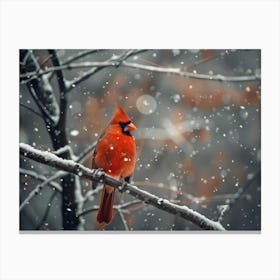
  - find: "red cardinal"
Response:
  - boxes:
[92,106,137,224]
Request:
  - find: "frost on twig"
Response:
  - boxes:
[217,205,230,222]
[20,143,225,231]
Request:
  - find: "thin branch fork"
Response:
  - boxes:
[19,143,225,231]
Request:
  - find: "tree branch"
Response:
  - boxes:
[117,209,129,231]
[20,103,44,120]
[62,49,103,65]
[19,143,225,230]
[64,49,146,91]
[20,59,259,83]
[20,170,65,211]
[78,199,143,218]
[36,190,57,230]
[76,141,97,162]
[218,169,261,221]
[121,61,259,82]
[20,168,63,193]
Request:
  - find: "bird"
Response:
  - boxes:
[92,106,137,224]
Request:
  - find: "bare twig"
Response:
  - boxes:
[134,180,250,205]
[119,199,143,209]
[83,185,103,203]
[20,50,145,86]
[62,49,103,65]
[20,168,62,192]
[186,52,222,71]
[76,141,97,163]
[20,103,44,120]
[36,191,57,230]
[64,49,146,91]
[19,143,225,230]
[215,169,260,221]
[117,209,129,231]
[74,175,85,230]
[225,170,260,211]
[48,50,67,94]
[78,199,143,218]
[20,170,66,211]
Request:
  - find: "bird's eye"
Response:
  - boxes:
[119,121,131,127]
[119,121,132,136]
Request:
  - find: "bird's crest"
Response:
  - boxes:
[110,106,131,124]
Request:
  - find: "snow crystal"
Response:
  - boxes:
[70,130,79,136]
[245,86,251,92]
[172,94,181,103]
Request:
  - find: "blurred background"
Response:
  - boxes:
[20,49,261,230]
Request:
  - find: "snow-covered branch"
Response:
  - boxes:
[20,59,259,83]
[19,143,225,230]
[121,61,259,82]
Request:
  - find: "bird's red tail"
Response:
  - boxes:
[96,185,115,224]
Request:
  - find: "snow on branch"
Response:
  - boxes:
[19,143,225,230]
[20,58,259,83]
[121,61,259,82]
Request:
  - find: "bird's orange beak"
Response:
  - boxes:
[124,122,137,132]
